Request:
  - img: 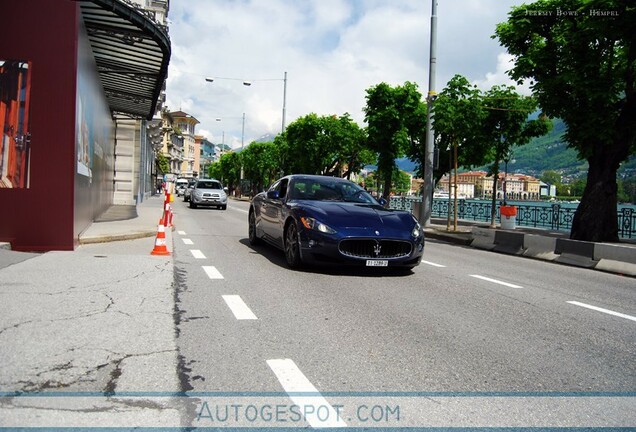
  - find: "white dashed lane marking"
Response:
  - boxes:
[182,238,194,245]
[190,250,206,259]
[422,260,446,268]
[222,295,258,320]
[177,231,187,235]
[567,301,636,323]
[267,359,347,428]
[470,274,523,289]
[202,266,224,280]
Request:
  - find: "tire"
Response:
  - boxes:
[189,201,197,209]
[221,205,227,210]
[284,221,302,268]
[248,210,262,246]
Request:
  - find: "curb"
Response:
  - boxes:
[450,228,635,277]
[78,231,157,245]
[0,242,11,251]
[424,229,473,246]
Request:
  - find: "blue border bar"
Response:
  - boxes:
[1,391,635,397]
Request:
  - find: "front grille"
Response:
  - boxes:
[339,239,413,259]
[203,193,220,199]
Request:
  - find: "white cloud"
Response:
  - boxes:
[472,52,532,95]
[165,0,527,149]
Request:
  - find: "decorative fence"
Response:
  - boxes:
[388,196,636,240]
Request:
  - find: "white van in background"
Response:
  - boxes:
[175,178,191,197]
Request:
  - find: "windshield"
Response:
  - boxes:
[289,178,377,204]
[197,181,223,190]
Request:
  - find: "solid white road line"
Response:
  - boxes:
[177,231,187,235]
[267,359,347,428]
[567,301,636,323]
[190,249,206,259]
[222,295,257,320]
[470,274,523,289]
[422,260,446,268]
[182,238,194,245]
[202,266,224,280]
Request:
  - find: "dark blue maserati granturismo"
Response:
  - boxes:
[248,175,424,269]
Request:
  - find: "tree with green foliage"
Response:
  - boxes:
[495,0,636,241]
[393,169,412,195]
[364,82,427,200]
[480,85,551,225]
[241,141,280,195]
[156,152,170,175]
[208,151,241,192]
[540,170,562,187]
[618,177,636,204]
[433,75,486,185]
[280,113,370,178]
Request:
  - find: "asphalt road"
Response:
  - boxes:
[171,197,636,428]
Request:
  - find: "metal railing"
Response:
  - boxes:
[389,196,636,239]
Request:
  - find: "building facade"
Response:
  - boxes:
[170,111,200,177]
[196,135,216,178]
[0,0,169,250]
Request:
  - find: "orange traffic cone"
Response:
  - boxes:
[151,219,170,256]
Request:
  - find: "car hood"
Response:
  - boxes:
[296,201,416,236]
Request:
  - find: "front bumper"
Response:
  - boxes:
[192,196,227,206]
[298,230,424,267]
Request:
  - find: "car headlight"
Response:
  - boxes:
[411,216,422,238]
[300,217,337,234]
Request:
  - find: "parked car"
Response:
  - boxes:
[248,174,424,269]
[189,179,227,209]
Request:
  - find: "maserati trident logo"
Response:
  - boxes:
[375,230,380,236]
[373,241,382,257]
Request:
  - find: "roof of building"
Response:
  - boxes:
[169,111,201,124]
[79,0,171,120]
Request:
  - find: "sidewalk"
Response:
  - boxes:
[0,195,182,427]
[79,195,167,244]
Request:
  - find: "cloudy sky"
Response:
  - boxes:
[165,0,527,150]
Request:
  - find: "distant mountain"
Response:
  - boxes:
[394,118,635,180]
[254,133,276,143]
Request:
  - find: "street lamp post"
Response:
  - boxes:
[419,0,438,227]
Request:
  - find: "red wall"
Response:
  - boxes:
[0,1,79,250]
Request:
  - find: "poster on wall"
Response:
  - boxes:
[76,94,92,179]
[0,60,32,189]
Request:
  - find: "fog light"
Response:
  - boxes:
[309,240,317,247]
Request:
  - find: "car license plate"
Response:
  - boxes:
[366,260,388,267]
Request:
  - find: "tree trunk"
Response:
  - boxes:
[570,153,620,242]
[571,88,635,242]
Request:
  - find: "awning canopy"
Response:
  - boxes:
[78,0,171,120]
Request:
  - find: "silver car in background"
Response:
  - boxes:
[189,179,228,210]
[183,179,196,202]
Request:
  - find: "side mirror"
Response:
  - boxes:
[378,197,387,207]
[267,190,280,200]
[223,187,228,193]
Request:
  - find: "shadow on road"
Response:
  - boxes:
[238,238,415,278]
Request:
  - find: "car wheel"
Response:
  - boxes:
[284,221,302,268]
[221,205,227,210]
[189,201,197,209]
[248,211,262,246]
